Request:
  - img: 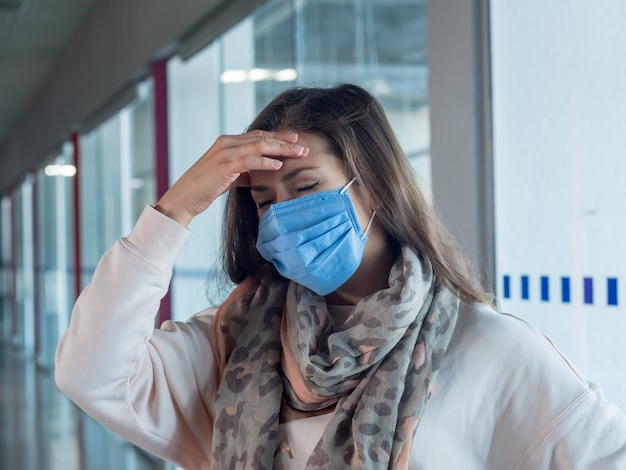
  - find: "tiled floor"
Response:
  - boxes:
[0,343,167,470]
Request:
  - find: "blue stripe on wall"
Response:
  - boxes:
[540,276,549,301]
[502,274,618,307]
[561,277,571,303]
[584,277,593,304]
[503,275,511,299]
[608,278,618,306]
[521,275,530,300]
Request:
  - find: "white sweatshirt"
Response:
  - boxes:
[55,206,626,469]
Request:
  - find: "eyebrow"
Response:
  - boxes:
[249,166,321,192]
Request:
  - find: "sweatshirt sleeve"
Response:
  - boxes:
[518,383,626,469]
[485,312,626,470]
[435,305,626,470]
[55,205,216,470]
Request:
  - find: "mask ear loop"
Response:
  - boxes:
[339,177,358,194]
[361,210,376,239]
[340,177,376,239]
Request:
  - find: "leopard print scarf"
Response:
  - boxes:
[210,246,459,469]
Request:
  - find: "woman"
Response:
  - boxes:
[56,84,626,469]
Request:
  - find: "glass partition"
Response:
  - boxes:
[127,81,157,229]
[36,144,76,368]
[79,81,155,289]
[167,0,430,320]
[80,114,123,288]
[14,176,35,352]
[168,44,225,320]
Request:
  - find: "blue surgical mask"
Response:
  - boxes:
[256,178,376,296]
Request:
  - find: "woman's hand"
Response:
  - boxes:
[155,130,309,227]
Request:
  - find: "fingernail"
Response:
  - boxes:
[284,132,298,140]
[291,144,304,152]
[271,159,283,168]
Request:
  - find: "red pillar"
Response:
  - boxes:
[152,59,172,324]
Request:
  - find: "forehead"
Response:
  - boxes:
[284,132,334,158]
[248,133,346,184]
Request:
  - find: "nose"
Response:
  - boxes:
[274,188,292,204]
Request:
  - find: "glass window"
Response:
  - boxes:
[80,114,123,288]
[226,0,430,184]
[14,175,35,352]
[36,144,76,368]
[127,81,157,228]
[168,0,429,320]
[79,81,155,289]
[168,45,225,320]
[491,1,626,411]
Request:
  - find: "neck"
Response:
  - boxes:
[325,230,398,306]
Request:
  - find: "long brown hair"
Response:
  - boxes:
[222,84,492,304]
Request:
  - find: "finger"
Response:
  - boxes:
[242,139,309,160]
[218,140,307,175]
[268,130,299,143]
[223,155,283,180]
[247,129,299,144]
[223,157,283,192]
[221,130,300,149]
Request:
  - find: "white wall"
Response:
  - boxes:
[491,0,626,411]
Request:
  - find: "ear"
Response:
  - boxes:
[351,179,377,212]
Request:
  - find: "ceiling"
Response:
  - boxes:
[0,0,98,146]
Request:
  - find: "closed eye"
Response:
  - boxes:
[256,199,273,209]
[254,181,319,210]
[297,181,319,192]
